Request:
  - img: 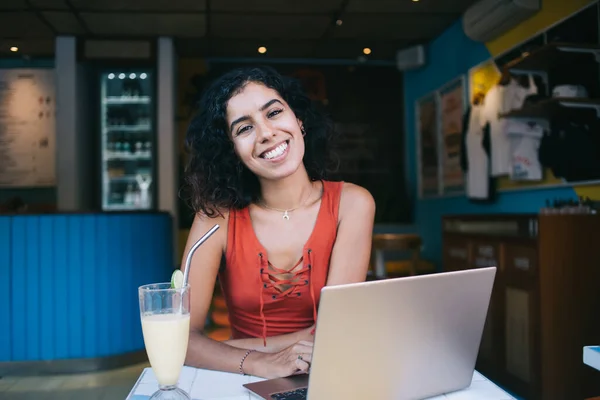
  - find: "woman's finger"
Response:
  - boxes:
[294,358,310,372]
[297,352,312,364]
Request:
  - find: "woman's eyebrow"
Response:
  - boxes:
[229,99,283,132]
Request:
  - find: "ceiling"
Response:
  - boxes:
[0,0,479,60]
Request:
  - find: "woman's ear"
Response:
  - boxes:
[297,119,306,136]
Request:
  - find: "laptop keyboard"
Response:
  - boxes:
[270,387,308,400]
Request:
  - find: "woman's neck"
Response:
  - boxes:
[258,166,315,211]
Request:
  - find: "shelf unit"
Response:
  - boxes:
[495,42,600,124]
[507,42,600,73]
[103,96,151,105]
[502,42,600,103]
[502,97,600,120]
[100,71,155,211]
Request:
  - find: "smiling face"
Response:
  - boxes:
[227,81,305,181]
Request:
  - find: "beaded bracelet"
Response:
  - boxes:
[239,349,255,375]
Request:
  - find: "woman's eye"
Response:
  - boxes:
[237,125,252,135]
[267,109,283,118]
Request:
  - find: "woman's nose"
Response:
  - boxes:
[256,123,274,142]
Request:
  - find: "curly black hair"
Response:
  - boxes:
[182,65,337,218]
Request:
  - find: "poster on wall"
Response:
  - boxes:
[416,93,440,197]
[439,77,466,194]
[0,68,56,188]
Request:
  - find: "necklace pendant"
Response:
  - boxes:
[283,210,290,220]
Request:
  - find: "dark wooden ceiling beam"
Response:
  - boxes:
[65,0,92,35]
[24,0,58,35]
[0,8,457,17]
[312,0,350,57]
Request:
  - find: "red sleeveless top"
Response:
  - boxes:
[220,180,343,345]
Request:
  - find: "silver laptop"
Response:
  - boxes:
[244,267,496,400]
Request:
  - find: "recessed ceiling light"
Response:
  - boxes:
[10,46,18,52]
[363,47,372,55]
[336,19,343,26]
[258,46,267,54]
[412,0,420,2]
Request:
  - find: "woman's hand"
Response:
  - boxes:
[249,340,314,379]
[298,324,316,343]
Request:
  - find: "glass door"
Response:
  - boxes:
[100,70,154,211]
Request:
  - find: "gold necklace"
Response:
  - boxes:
[259,185,314,220]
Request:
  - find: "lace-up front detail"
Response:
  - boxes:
[256,250,317,346]
[221,180,344,345]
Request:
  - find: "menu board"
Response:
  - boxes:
[0,68,56,187]
[439,77,465,194]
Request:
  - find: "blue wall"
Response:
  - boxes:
[0,212,173,362]
[403,21,577,267]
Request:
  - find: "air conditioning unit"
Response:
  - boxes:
[396,45,426,71]
[462,0,541,42]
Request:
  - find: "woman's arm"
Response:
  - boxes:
[223,325,314,353]
[182,213,312,378]
[326,183,376,286]
[182,212,246,373]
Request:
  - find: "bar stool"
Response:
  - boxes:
[371,233,422,279]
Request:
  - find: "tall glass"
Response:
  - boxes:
[139,283,191,400]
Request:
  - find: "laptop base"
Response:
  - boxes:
[243,373,309,399]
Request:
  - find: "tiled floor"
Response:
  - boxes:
[0,361,149,400]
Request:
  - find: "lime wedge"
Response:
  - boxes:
[171,269,184,289]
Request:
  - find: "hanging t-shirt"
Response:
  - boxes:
[480,76,537,176]
[505,119,545,181]
[462,105,490,200]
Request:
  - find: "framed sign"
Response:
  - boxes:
[0,68,56,188]
[439,76,466,194]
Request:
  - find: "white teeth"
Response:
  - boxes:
[263,142,288,160]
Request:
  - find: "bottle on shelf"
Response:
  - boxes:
[122,139,131,155]
[113,133,123,156]
[135,140,143,156]
[124,183,134,206]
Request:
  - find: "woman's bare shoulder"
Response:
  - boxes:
[188,210,230,253]
[338,182,375,217]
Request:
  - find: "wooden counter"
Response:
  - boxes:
[442,214,600,400]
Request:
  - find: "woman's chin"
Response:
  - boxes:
[254,158,303,181]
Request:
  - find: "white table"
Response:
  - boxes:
[127,366,516,400]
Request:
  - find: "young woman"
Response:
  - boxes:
[180,65,375,379]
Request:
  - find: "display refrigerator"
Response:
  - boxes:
[99,69,156,211]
